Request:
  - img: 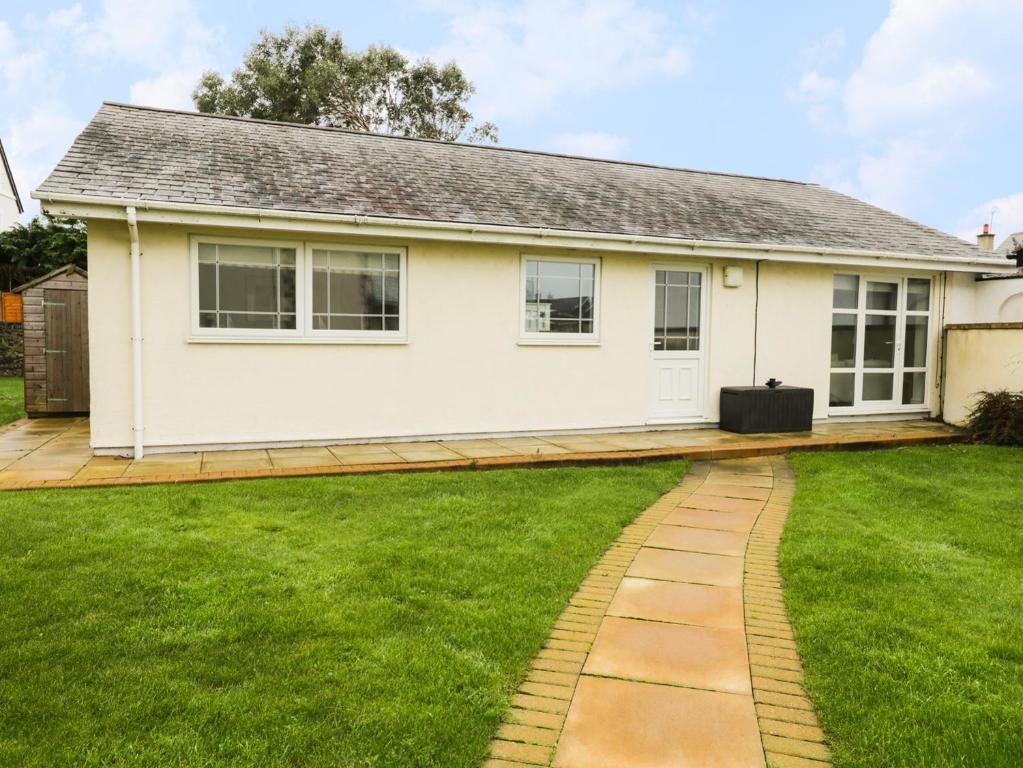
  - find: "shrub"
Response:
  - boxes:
[966,390,1023,446]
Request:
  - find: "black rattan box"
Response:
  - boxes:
[719,386,814,434]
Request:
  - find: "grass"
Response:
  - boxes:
[783,446,1023,768]
[0,376,24,425]
[0,461,684,768]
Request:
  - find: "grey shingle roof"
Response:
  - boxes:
[0,137,23,214]
[36,102,981,261]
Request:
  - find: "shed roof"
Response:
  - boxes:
[35,102,982,263]
[13,264,87,293]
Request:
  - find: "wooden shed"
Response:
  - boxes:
[14,265,89,416]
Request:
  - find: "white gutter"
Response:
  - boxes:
[34,192,1017,275]
[126,206,144,459]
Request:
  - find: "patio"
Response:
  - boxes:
[0,417,962,491]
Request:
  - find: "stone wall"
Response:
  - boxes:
[0,322,22,376]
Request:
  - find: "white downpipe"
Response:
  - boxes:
[126,206,144,459]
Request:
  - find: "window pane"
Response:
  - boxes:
[538,261,580,279]
[527,260,538,276]
[199,311,217,328]
[383,253,400,270]
[689,272,701,287]
[904,316,929,368]
[384,274,399,315]
[384,316,400,331]
[279,249,296,266]
[833,275,859,309]
[222,312,277,329]
[330,272,383,315]
[864,315,896,367]
[654,284,665,337]
[866,281,898,311]
[903,372,926,405]
[217,244,276,265]
[312,251,329,268]
[829,373,854,407]
[687,288,700,334]
[280,267,296,314]
[219,264,277,313]
[666,271,688,286]
[550,318,581,333]
[198,243,217,262]
[863,372,894,401]
[528,260,596,333]
[198,263,216,311]
[906,278,930,311]
[313,269,328,313]
[665,286,687,335]
[830,313,857,368]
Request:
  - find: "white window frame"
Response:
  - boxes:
[304,242,408,343]
[190,234,305,341]
[518,253,601,346]
[828,271,937,415]
[189,236,408,344]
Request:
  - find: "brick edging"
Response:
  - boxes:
[484,464,711,767]
[0,429,961,492]
[744,455,833,768]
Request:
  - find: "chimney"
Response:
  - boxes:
[977,223,995,251]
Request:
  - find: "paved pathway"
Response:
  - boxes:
[0,416,959,490]
[487,457,832,768]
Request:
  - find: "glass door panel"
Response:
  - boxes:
[829,275,932,411]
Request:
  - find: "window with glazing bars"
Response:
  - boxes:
[311,249,401,331]
[653,270,701,350]
[198,243,297,329]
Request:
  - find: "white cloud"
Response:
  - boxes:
[549,132,630,159]
[799,29,845,67]
[956,193,1023,243]
[792,0,1023,220]
[4,105,84,202]
[423,0,696,122]
[786,71,839,103]
[62,0,221,109]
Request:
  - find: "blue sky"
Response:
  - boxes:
[2,0,1021,242]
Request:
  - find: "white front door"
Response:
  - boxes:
[648,266,708,421]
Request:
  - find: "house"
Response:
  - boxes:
[0,137,23,231]
[958,226,1023,323]
[32,102,1014,458]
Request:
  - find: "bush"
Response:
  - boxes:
[966,390,1023,445]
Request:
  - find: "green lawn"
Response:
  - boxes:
[783,446,1023,768]
[0,461,684,768]
[0,375,24,425]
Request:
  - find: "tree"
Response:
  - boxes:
[193,25,497,143]
[0,217,87,291]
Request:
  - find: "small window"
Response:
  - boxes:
[521,256,599,343]
[198,242,297,330]
[311,248,402,333]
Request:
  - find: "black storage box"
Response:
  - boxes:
[719,386,814,434]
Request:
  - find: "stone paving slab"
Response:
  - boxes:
[0,417,962,491]
[486,457,834,768]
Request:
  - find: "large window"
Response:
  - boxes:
[829,273,932,411]
[191,237,405,341]
[521,256,599,343]
[198,242,297,330]
[311,249,401,332]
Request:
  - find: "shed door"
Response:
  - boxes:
[44,289,89,412]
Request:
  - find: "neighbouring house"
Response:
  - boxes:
[0,137,23,231]
[32,102,1015,457]
[966,227,1023,323]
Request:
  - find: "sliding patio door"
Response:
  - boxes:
[829,274,933,413]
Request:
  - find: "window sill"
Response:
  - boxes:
[517,338,601,347]
[188,336,408,346]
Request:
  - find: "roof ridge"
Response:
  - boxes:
[100,101,813,187]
